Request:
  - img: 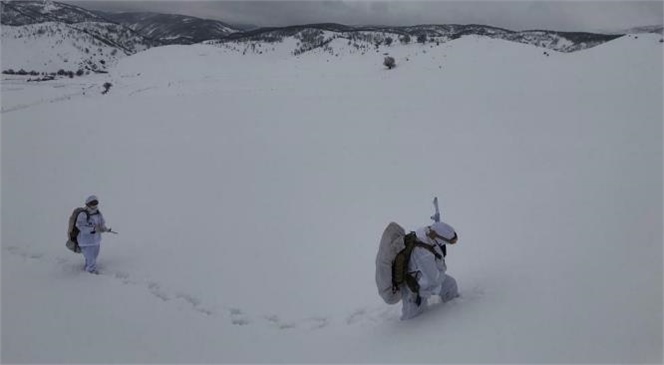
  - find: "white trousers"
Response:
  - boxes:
[401,274,459,320]
[80,245,100,273]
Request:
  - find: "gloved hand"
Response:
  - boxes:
[94,224,108,233]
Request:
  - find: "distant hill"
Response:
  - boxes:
[618,25,663,35]
[1,0,157,73]
[95,11,240,45]
[1,0,105,25]
[217,23,624,54]
[1,0,633,74]
[1,21,133,74]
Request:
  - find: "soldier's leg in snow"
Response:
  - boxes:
[81,245,100,273]
[438,274,459,302]
[400,286,426,320]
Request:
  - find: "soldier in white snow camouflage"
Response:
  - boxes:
[400,221,459,320]
[76,195,110,274]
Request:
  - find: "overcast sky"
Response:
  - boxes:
[67,1,663,32]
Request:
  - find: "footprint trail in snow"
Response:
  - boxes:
[4,245,474,330]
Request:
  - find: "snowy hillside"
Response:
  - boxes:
[0,0,105,25]
[97,11,239,45]
[68,22,152,54]
[0,0,631,77]
[1,22,128,73]
[1,32,662,363]
[217,23,623,55]
[0,0,157,74]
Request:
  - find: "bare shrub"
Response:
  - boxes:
[383,56,396,70]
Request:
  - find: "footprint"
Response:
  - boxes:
[4,246,44,260]
[276,322,295,329]
[175,293,213,315]
[111,271,135,284]
[5,246,30,259]
[148,282,170,301]
[264,314,280,324]
[113,271,130,280]
[346,307,397,325]
[196,308,214,316]
[346,308,367,325]
[176,293,201,307]
[262,314,296,329]
[232,317,250,326]
[301,316,329,330]
[229,308,250,326]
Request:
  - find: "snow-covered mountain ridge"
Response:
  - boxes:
[95,11,239,45]
[1,0,104,25]
[2,22,127,74]
[4,0,660,75]
[1,1,157,73]
[219,23,626,54]
[610,25,664,35]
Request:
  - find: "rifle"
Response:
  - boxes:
[430,196,440,223]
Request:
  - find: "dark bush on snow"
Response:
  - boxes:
[384,56,396,70]
[102,82,112,94]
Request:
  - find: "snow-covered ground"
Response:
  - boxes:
[1,22,126,73]
[1,34,662,363]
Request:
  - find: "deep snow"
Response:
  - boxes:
[1,34,662,363]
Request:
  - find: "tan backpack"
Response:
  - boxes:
[66,207,97,253]
[375,223,442,305]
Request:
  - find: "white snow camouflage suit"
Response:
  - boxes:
[400,222,459,320]
[76,195,107,273]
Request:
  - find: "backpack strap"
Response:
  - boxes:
[79,209,91,223]
[77,209,99,230]
[405,231,442,260]
[413,242,442,260]
[404,273,423,306]
[400,232,444,306]
[73,208,90,223]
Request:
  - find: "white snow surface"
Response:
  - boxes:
[1,34,662,363]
